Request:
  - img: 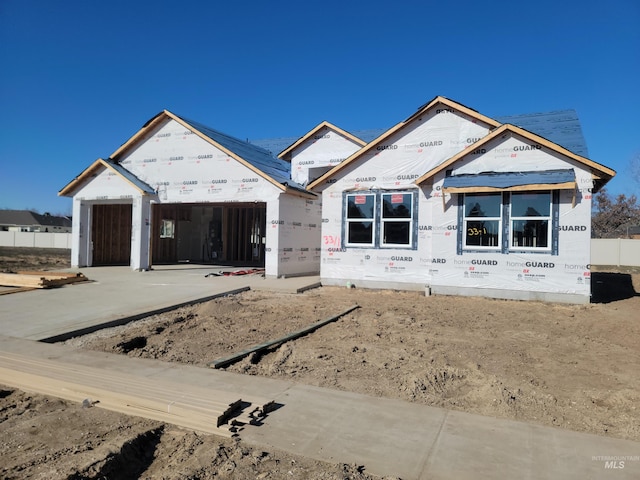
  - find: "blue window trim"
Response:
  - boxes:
[342,189,418,250]
[457,191,559,256]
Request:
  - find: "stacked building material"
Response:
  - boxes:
[0,351,273,437]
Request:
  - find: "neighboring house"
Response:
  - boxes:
[307,96,615,304]
[277,121,367,186]
[0,210,72,233]
[59,111,321,276]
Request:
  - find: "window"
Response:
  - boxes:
[381,192,413,247]
[463,193,501,249]
[510,192,551,250]
[344,191,417,249]
[346,193,375,246]
[460,191,557,254]
[160,219,175,239]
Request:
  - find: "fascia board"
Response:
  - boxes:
[277,121,366,160]
[415,124,616,186]
[404,96,501,128]
[59,158,105,196]
[308,96,501,191]
[307,120,404,190]
[110,111,167,160]
[58,158,151,197]
[163,111,288,193]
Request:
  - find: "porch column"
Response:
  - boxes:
[71,199,91,267]
[130,196,152,271]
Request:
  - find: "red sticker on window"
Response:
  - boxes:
[355,195,367,204]
[391,194,404,204]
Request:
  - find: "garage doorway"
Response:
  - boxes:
[152,203,266,266]
[91,204,132,266]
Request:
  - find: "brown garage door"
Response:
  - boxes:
[92,204,132,266]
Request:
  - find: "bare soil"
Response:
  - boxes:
[1,247,639,479]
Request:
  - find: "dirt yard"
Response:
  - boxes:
[1,247,639,479]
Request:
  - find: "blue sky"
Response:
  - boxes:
[1,0,638,215]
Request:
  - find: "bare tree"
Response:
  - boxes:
[592,188,640,238]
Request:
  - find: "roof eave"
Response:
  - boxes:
[277,121,367,160]
[308,96,501,190]
[415,124,616,187]
[165,111,291,193]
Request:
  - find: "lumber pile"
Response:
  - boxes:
[0,271,88,289]
[0,351,274,437]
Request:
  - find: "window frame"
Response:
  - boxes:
[344,192,376,248]
[380,191,415,248]
[462,193,502,251]
[509,191,552,252]
[457,190,559,255]
[343,190,418,250]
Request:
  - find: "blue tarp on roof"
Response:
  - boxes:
[443,169,576,190]
[250,110,589,159]
[175,116,308,194]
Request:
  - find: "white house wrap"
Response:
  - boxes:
[308,97,615,304]
[60,111,320,277]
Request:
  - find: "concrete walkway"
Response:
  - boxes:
[0,265,320,341]
[0,266,638,479]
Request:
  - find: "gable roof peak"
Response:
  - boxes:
[277,120,366,160]
[414,123,615,191]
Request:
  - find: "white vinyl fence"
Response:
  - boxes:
[0,231,72,249]
[590,239,640,267]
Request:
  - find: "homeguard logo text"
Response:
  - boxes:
[328,248,347,252]
[454,259,497,265]
[169,156,183,161]
[419,140,443,147]
[298,160,315,165]
[314,134,330,139]
[157,133,171,138]
[471,148,486,155]
[466,137,481,144]
[355,177,376,182]
[513,145,542,151]
[525,261,555,268]
[471,259,497,266]
[560,225,587,231]
[143,158,157,163]
[242,178,259,183]
[271,220,284,225]
[390,256,413,262]
[209,179,227,184]
[197,154,213,159]
[376,145,398,151]
[397,174,419,180]
[436,108,454,114]
[182,180,198,185]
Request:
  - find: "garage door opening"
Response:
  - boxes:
[152,203,266,267]
[91,204,132,266]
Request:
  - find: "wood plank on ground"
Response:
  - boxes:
[209,305,360,369]
[0,351,273,437]
[0,272,88,288]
